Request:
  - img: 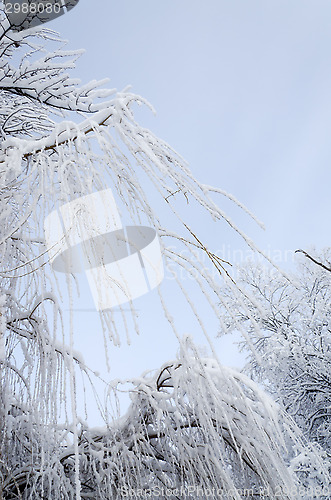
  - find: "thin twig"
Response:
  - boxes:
[165,189,189,204]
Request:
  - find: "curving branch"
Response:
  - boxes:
[295,249,331,273]
[2,106,114,158]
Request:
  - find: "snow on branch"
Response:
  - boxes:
[295,248,331,273]
[1,8,328,498]
[0,20,115,116]
[1,338,315,499]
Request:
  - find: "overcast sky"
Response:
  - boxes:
[48,1,331,424]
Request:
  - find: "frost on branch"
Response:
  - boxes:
[0,12,266,348]
[218,250,331,484]
[1,338,308,499]
[0,9,328,499]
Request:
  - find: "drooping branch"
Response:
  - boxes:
[295,249,331,273]
[2,106,114,157]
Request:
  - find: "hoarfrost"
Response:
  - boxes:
[0,9,328,499]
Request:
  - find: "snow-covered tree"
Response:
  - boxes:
[219,249,331,479]
[1,336,308,498]
[0,5,329,499]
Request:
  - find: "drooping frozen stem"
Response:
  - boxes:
[0,9,328,499]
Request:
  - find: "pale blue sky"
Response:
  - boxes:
[47,1,331,424]
[53,0,331,252]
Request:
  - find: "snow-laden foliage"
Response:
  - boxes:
[219,250,331,476]
[2,337,318,499]
[0,6,329,498]
[0,13,266,348]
